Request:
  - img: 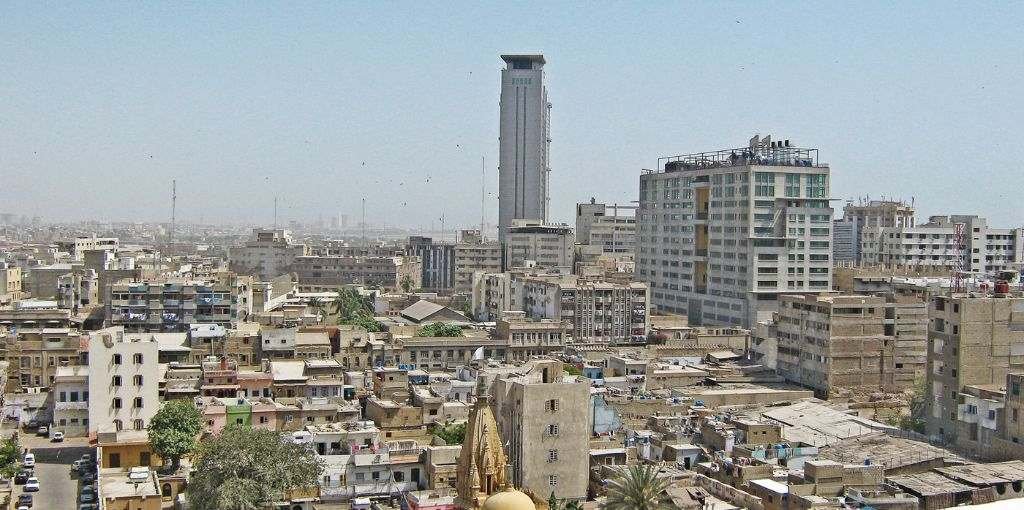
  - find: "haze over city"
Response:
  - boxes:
[3,2,1023,228]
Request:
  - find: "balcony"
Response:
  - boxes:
[55,401,89,411]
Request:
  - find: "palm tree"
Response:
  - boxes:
[603,465,673,510]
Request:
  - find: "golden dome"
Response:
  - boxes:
[481,488,537,510]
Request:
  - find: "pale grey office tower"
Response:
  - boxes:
[498,54,550,242]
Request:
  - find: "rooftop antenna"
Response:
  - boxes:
[170,179,176,250]
[361,197,366,247]
[480,156,486,239]
[273,196,279,229]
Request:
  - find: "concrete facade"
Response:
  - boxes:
[503,221,574,270]
[862,215,1023,274]
[498,54,549,242]
[87,327,161,434]
[637,137,833,328]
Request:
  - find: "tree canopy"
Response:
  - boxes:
[432,422,466,445]
[0,437,19,478]
[603,465,674,510]
[187,426,324,510]
[417,322,463,337]
[331,288,384,332]
[148,399,204,472]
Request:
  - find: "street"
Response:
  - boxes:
[13,430,90,510]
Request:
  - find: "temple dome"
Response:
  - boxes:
[482,488,537,510]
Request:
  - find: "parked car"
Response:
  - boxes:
[24,477,39,492]
[23,452,35,467]
[79,492,95,504]
[16,493,32,507]
[14,469,31,484]
[52,431,65,442]
[77,505,98,510]
[79,471,96,483]
[26,419,38,430]
[35,426,48,437]
[71,459,83,471]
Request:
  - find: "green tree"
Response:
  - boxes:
[0,437,20,478]
[187,426,324,510]
[564,364,582,376]
[417,322,463,337]
[331,288,384,332]
[432,422,466,445]
[400,274,414,293]
[307,297,326,325]
[148,400,204,472]
[603,465,674,510]
[890,376,928,433]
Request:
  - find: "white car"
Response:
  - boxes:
[17,506,29,510]
[23,452,35,467]
[72,459,83,471]
[80,492,96,503]
[24,476,39,491]
[52,431,65,442]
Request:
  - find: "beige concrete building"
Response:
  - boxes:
[834,199,915,263]
[4,327,83,390]
[575,199,636,259]
[503,221,575,270]
[229,228,308,280]
[288,255,421,292]
[492,359,590,500]
[774,294,926,397]
[0,262,23,306]
[53,365,90,436]
[926,294,1024,442]
[471,272,515,322]
[106,279,238,332]
[454,230,502,293]
[497,311,567,362]
[515,274,649,344]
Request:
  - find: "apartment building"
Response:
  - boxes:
[4,327,83,390]
[87,327,161,434]
[492,359,590,500]
[66,236,118,260]
[832,220,857,264]
[470,272,515,322]
[105,280,238,332]
[576,199,636,258]
[52,365,90,436]
[861,215,1023,274]
[503,221,575,270]
[497,311,567,361]
[926,294,1024,442]
[288,255,422,292]
[515,274,649,344]
[453,230,502,293]
[0,262,23,306]
[229,229,309,280]
[637,136,833,328]
[407,236,455,292]
[773,294,926,397]
[837,200,916,264]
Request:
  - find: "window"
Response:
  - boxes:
[547,424,559,436]
[133,397,144,408]
[134,420,145,431]
[112,398,122,409]
[1013,382,1021,396]
[112,375,122,386]
[112,354,122,365]
[134,375,144,386]
[548,475,558,486]
[59,391,67,402]
[133,353,144,364]
[108,452,121,468]
[161,483,172,497]
[545,399,560,412]
[548,449,559,462]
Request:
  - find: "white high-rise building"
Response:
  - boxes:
[87,327,160,434]
[498,54,550,242]
[636,136,834,327]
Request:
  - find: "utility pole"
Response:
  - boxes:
[361,197,366,247]
[273,196,279,229]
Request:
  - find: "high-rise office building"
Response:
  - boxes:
[636,136,834,327]
[498,54,550,242]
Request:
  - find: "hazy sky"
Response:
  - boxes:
[2,2,1022,230]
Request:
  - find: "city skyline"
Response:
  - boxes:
[3,2,1023,229]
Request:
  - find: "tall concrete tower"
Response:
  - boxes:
[498,54,550,242]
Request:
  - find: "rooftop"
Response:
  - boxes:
[651,135,824,174]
